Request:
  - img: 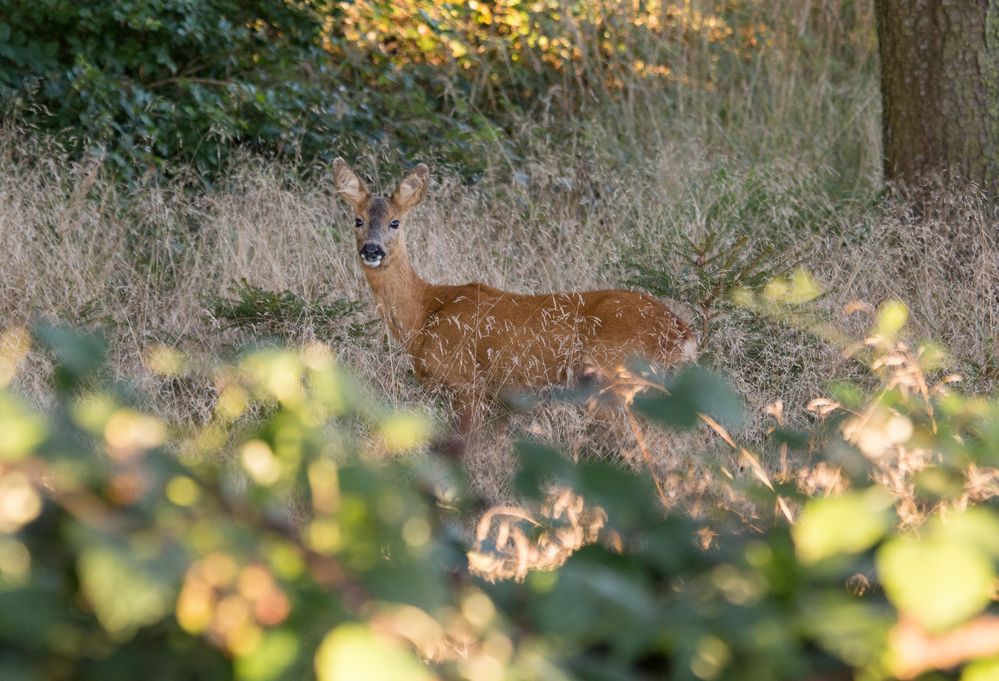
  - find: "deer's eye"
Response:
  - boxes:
[389,219,400,229]
[354,217,364,228]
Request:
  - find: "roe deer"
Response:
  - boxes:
[332,158,696,437]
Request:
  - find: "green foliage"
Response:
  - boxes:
[210,280,370,341]
[314,623,433,681]
[619,164,840,347]
[877,534,995,634]
[1,2,877,181]
[2,308,999,680]
[0,0,339,179]
[625,229,794,348]
[792,487,894,564]
[634,364,746,428]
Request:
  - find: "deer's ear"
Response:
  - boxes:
[332,158,370,211]
[391,164,429,212]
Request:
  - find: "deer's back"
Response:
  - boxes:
[407,282,693,393]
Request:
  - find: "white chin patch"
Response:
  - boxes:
[362,257,383,268]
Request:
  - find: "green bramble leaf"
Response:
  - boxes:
[793,487,894,564]
[78,546,175,640]
[877,537,995,633]
[315,623,432,681]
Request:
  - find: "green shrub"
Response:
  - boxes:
[0,2,878,182]
[210,280,370,341]
[0,0,339,179]
[1,306,998,680]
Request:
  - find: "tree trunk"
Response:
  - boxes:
[875,0,999,195]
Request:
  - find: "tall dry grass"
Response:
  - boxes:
[1,0,996,502]
[2,121,995,502]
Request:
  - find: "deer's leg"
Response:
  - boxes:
[455,393,479,439]
[431,391,479,459]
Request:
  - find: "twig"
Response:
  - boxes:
[623,406,671,507]
[891,615,999,679]
[145,77,234,89]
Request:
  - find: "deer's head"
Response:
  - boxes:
[332,158,429,269]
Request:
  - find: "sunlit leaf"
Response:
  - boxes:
[145,344,186,376]
[78,545,175,639]
[166,476,201,507]
[800,595,891,668]
[314,623,433,681]
[236,630,300,681]
[0,394,46,462]
[71,392,117,433]
[104,409,167,458]
[877,537,994,632]
[0,537,31,588]
[762,268,822,305]
[242,350,304,404]
[0,472,43,532]
[793,487,893,564]
[874,300,908,339]
[241,440,283,486]
[787,268,823,303]
[962,657,999,681]
[379,413,432,454]
[925,508,999,558]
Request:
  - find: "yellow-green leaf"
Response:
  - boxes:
[929,508,999,558]
[0,394,47,462]
[236,630,300,681]
[78,547,174,640]
[315,623,433,681]
[379,413,432,454]
[962,657,999,681]
[877,537,994,633]
[875,300,908,339]
[793,488,893,564]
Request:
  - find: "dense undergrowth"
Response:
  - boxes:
[2,0,877,181]
[1,311,998,680]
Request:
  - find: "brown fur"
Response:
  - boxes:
[332,159,696,432]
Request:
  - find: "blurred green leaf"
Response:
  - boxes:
[793,487,893,564]
[0,394,46,462]
[78,545,175,639]
[634,365,745,429]
[874,300,908,339]
[314,623,432,681]
[926,508,999,558]
[514,439,578,497]
[236,630,300,681]
[770,427,809,450]
[33,323,106,387]
[800,595,891,668]
[877,537,995,633]
[532,549,658,652]
[962,657,999,681]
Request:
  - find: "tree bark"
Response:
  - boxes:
[875,0,999,195]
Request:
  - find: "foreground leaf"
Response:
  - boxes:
[877,538,995,633]
[793,488,893,564]
[78,546,175,639]
[315,623,433,681]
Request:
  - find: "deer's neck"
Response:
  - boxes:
[363,245,428,345]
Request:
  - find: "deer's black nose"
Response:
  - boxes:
[360,243,385,260]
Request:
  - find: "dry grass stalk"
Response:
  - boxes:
[1,117,995,515]
[467,487,615,582]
